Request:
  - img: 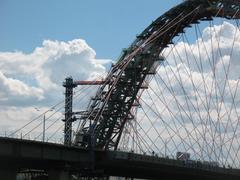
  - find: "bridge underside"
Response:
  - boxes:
[0,138,239,180]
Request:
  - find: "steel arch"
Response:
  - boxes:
[75,0,240,150]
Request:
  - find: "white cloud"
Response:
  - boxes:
[0,38,111,106]
[131,21,240,166]
[0,71,44,103]
[0,38,111,141]
[1,21,239,167]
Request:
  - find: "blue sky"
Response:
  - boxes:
[0,0,182,60]
[1,1,240,164]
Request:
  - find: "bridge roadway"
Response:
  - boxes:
[0,137,240,180]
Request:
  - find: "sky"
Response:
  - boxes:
[0,0,182,59]
[0,0,182,140]
[1,0,240,166]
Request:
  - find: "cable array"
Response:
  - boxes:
[3,75,105,144]
[117,15,240,168]
[1,0,240,170]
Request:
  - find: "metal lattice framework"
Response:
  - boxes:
[74,0,240,164]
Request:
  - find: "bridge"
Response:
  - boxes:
[1,0,240,179]
[1,137,240,180]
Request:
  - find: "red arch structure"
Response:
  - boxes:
[75,0,240,152]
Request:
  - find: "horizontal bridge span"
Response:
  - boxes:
[0,137,240,179]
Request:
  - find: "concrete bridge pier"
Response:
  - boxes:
[0,168,16,180]
[48,169,71,180]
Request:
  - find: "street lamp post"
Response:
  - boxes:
[35,108,54,142]
[164,136,173,158]
[43,113,46,142]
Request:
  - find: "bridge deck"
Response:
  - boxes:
[0,137,239,179]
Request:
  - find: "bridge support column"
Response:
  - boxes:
[48,170,71,180]
[63,77,77,146]
[0,169,16,180]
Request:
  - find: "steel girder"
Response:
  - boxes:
[75,0,240,150]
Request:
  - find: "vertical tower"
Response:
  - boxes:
[63,77,77,146]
